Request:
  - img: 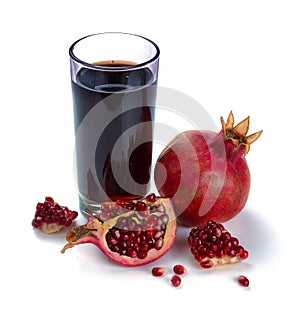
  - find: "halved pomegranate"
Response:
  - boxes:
[61,194,176,266]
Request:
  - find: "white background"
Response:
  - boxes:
[1,0,299,314]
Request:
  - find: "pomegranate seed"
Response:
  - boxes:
[195,254,207,262]
[116,200,125,206]
[154,238,164,250]
[151,267,165,277]
[136,201,147,211]
[216,249,225,258]
[146,193,156,203]
[237,275,249,287]
[212,227,222,238]
[236,245,244,255]
[127,248,137,258]
[45,196,54,204]
[173,264,187,275]
[200,260,213,269]
[32,216,43,228]
[239,250,249,259]
[170,275,181,287]
[207,250,216,258]
[222,231,231,240]
[36,203,45,211]
[227,249,237,257]
[231,237,239,247]
[199,231,207,240]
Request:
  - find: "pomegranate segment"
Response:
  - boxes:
[188,221,249,269]
[61,195,176,267]
[32,197,78,234]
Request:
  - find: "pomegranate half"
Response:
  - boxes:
[61,194,176,266]
[154,112,262,226]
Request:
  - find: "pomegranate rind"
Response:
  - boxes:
[156,130,250,225]
[61,197,177,267]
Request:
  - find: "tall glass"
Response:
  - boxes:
[69,32,160,216]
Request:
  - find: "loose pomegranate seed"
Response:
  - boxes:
[151,267,165,277]
[170,275,181,287]
[237,275,249,287]
[173,264,187,275]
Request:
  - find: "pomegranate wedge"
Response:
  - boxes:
[61,195,176,266]
[188,220,249,268]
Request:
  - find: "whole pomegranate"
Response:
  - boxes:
[154,112,262,226]
[61,194,176,266]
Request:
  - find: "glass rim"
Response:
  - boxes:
[69,32,160,71]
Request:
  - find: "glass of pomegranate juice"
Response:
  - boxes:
[69,32,160,216]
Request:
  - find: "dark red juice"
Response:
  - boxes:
[71,60,157,210]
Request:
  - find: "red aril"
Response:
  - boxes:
[173,264,187,275]
[61,194,176,267]
[152,267,165,277]
[170,275,181,287]
[154,112,262,226]
[238,275,250,287]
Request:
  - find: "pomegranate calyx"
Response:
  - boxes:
[61,217,100,253]
[221,111,263,154]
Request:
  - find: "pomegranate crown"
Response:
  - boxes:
[221,111,263,155]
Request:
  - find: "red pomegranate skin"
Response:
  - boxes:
[154,129,251,226]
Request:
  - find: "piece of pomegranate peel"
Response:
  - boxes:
[188,221,249,269]
[32,197,78,234]
[61,195,176,267]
